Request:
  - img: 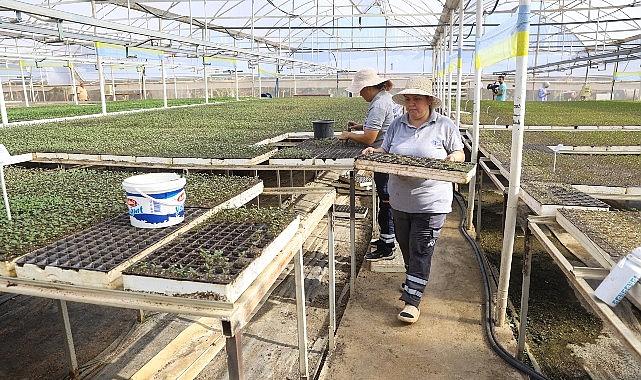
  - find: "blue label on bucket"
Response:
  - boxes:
[125,188,183,199]
[132,208,185,224]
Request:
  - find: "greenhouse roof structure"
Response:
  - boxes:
[0,0,640,77]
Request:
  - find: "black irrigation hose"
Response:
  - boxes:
[454,191,548,380]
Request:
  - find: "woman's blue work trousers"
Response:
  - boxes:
[393,210,447,307]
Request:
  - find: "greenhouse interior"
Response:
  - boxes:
[0,0,640,379]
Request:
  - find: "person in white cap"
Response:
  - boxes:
[362,76,465,324]
[341,67,398,261]
[537,81,551,101]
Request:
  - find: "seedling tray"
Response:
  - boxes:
[333,204,368,219]
[14,208,209,287]
[520,181,610,216]
[122,217,300,302]
[339,174,373,187]
[270,138,363,166]
[354,153,476,184]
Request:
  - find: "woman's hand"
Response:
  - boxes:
[362,147,384,155]
[338,131,350,140]
[444,150,465,162]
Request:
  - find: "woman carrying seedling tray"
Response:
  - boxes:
[361,76,465,324]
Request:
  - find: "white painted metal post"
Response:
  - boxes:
[19,63,29,107]
[91,1,107,115]
[350,171,356,294]
[455,0,464,127]
[161,59,168,108]
[0,165,11,220]
[0,76,7,127]
[203,60,209,104]
[496,0,531,327]
[447,11,455,117]
[111,65,117,101]
[466,0,484,232]
[70,64,78,105]
[97,61,107,114]
[293,237,309,379]
[327,208,336,350]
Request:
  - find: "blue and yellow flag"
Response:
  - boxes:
[613,71,641,81]
[447,51,461,74]
[475,5,530,69]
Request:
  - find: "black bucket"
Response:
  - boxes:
[313,120,335,139]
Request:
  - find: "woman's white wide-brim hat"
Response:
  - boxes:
[392,76,442,108]
[346,67,388,94]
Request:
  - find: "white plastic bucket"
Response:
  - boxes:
[122,173,186,228]
[594,247,641,307]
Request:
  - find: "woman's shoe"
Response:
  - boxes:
[398,304,420,323]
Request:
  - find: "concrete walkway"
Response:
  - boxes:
[318,204,528,380]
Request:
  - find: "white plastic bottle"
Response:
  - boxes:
[595,247,641,307]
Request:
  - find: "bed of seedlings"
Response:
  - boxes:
[0,98,367,159]
[557,208,641,258]
[0,168,260,262]
[479,131,641,187]
[4,98,236,122]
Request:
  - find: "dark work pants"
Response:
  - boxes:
[374,172,395,248]
[393,210,447,307]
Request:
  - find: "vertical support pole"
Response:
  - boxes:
[161,59,168,108]
[20,62,29,107]
[496,1,531,326]
[91,1,107,115]
[327,207,336,350]
[371,174,377,235]
[276,170,282,207]
[225,333,244,380]
[57,300,78,378]
[455,0,464,126]
[111,65,117,101]
[466,0,484,232]
[70,64,78,105]
[203,59,209,104]
[350,170,356,293]
[517,223,533,360]
[501,190,508,234]
[476,168,483,240]
[1,165,11,221]
[0,76,7,127]
[137,309,145,323]
[294,237,309,379]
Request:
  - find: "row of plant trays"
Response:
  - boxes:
[554,208,641,307]
[520,181,610,216]
[269,138,364,167]
[354,152,476,184]
[11,181,264,290]
[32,150,277,166]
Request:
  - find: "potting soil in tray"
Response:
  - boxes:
[121,217,300,301]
